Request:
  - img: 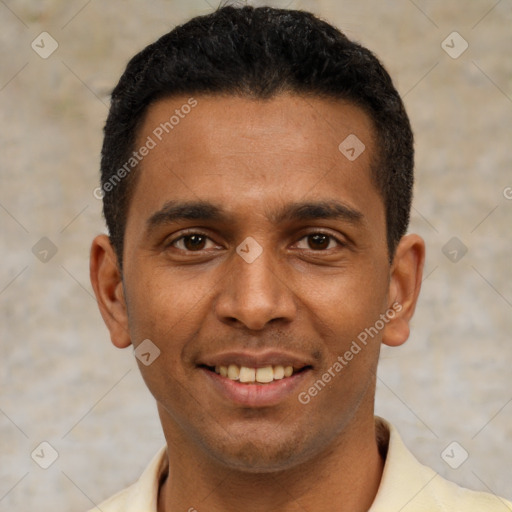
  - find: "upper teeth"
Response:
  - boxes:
[214,364,294,383]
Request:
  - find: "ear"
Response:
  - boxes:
[382,234,425,347]
[89,234,131,349]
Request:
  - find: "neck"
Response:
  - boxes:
[157,414,385,512]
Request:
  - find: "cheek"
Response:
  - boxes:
[293,265,388,348]
[124,272,205,402]
[125,265,213,340]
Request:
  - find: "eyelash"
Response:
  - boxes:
[166,230,346,252]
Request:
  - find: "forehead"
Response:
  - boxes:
[138,93,375,162]
[127,93,384,236]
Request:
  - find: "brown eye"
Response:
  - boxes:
[307,234,332,250]
[295,233,343,251]
[182,235,206,250]
[172,234,212,251]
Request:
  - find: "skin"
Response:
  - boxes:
[90,93,425,512]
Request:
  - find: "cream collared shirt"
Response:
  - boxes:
[88,418,512,511]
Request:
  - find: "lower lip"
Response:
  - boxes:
[201,367,311,407]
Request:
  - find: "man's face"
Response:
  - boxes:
[120,94,392,471]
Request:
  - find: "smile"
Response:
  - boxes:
[198,351,314,406]
[213,364,297,383]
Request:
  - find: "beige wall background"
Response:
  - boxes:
[1,0,511,510]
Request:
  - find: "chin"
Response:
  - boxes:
[199,428,319,474]
[214,446,304,473]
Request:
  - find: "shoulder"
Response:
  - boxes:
[370,417,512,512]
[86,485,132,512]
[430,477,512,510]
[85,446,168,512]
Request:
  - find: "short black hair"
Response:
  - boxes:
[100,5,413,267]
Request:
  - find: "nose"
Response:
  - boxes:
[214,243,297,330]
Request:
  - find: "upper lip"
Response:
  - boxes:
[199,350,315,370]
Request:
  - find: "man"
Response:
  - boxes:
[89,5,511,511]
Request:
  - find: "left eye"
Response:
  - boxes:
[296,233,340,250]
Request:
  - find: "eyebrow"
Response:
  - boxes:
[146,199,364,232]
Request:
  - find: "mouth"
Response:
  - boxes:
[198,352,314,407]
[201,363,310,384]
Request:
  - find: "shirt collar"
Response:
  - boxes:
[112,417,433,511]
[369,416,439,511]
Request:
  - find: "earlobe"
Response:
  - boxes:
[89,234,132,349]
[382,234,425,347]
